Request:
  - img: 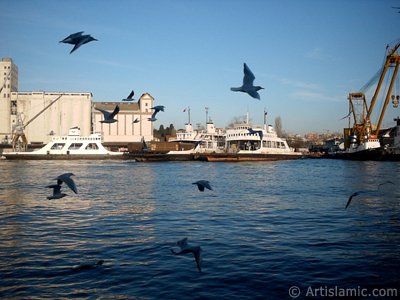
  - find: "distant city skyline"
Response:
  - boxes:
[1,0,400,134]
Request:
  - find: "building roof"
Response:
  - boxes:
[94,102,139,111]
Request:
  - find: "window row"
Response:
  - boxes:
[50,143,99,150]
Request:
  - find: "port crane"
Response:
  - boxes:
[345,41,400,150]
[11,94,64,151]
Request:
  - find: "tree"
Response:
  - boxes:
[275,116,283,137]
[227,115,252,128]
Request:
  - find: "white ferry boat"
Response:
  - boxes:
[3,127,125,160]
[168,121,225,154]
[195,120,303,161]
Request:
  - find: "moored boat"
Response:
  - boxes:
[3,127,126,160]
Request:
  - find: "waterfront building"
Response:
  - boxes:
[93,93,155,143]
[0,57,155,146]
[0,57,18,142]
[10,91,92,144]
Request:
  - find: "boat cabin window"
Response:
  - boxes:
[85,143,99,150]
[68,143,83,150]
[50,143,65,150]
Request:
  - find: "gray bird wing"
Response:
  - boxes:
[247,89,261,100]
[127,90,134,99]
[70,41,83,54]
[96,107,112,119]
[151,110,158,119]
[109,105,120,119]
[243,63,256,86]
[192,246,202,272]
[56,173,77,194]
[200,180,212,190]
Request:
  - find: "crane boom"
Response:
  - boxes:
[23,94,63,128]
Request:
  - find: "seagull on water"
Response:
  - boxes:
[171,238,203,272]
[96,105,120,123]
[59,31,97,54]
[192,180,212,192]
[122,90,135,101]
[72,260,104,272]
[148,105,165,122]
[231,63,264,100]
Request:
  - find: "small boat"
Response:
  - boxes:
[3,127,125,160]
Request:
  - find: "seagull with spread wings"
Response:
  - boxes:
[231,63,264,100]
[96,105,120,123]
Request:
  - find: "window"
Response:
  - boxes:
[68,143,83,150]
[85,143,98,150]
[50,143,65,150]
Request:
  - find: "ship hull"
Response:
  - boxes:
[2,153,127,160]
[195,153,304,162]
[325,148,400,161]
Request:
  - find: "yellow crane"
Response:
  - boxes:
[345,41,400,150]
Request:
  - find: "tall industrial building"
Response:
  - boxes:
[0,57,18,142]
[0,57,154,146]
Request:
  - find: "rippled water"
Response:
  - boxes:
[0,159,399,299]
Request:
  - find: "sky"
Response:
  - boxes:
[1,0,400,134]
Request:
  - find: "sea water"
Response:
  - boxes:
[0,159,399,299]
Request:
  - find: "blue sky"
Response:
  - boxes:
[1,0,400,134]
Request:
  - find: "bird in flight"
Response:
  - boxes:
[132,117,140,124]
[248,128,263,141]
[59,31,97,54]
[47,173,78,199]
[392,6,400,13]
[122,90,135,101]
[345,181,394,209]
[192,180,213,192]
[148,105,165,122]
[171,238,203,272]
[345,192,360,209]
[231,63,264,100]
[47,184,67,200]
[96,105,120,123]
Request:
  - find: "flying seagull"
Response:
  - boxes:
[96,105,120,123]
[171,238,203,272]
[231,63,264,100]
[345,181,394,209]
[345,191,360,209]
[339,111,352,120]
[55,173,78,194]
[148,105,165,122]
[248,128,263,141]
[59,31,97,54]
[122,90,135,101]
[46,173,77,199]
[46,184,67,200]
[132,117,140,124]
[192,180,212,192]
